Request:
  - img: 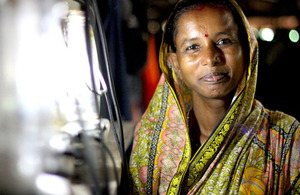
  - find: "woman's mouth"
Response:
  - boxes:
[200,72,229,83]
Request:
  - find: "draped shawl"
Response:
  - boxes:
[129,0,300,194]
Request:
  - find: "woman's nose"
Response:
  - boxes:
[200,46,222,66]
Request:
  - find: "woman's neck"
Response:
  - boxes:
[192,92,231,144]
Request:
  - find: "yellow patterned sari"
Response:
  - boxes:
[129,0,300,194]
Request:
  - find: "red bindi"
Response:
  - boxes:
[197,4,204,10]
[205,34,208,37]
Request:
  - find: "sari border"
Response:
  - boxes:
[166,138,191,195]
[185,89,245,189]
[146,81,169,194]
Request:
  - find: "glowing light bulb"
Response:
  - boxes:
[289,29,299,43]
[259,28,274,42]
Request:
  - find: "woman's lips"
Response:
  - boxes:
[200,72,229,83]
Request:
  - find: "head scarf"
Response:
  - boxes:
[129,0,300,194]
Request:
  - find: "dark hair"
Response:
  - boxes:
[164,0,249,63]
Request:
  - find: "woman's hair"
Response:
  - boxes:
[164,0,249,64]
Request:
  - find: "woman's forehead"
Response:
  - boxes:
[176,6,236,34]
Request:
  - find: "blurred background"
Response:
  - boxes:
[96,0,300,122]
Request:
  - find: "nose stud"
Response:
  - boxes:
[214,56,221,64]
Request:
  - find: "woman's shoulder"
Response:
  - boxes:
[263,107,299,135]
[255,105,300,152]
[264,108,300,135]
[252,100,299,136]
[253,101,300,159]
[254,103,300,193]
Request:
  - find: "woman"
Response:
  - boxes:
[129,0,300,194]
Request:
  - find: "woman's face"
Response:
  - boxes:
[168,5,244,100]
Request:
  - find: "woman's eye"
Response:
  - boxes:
[216,39,233,46]
[185,44,200,52]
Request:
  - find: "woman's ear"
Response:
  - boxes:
[167,52,182,80]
